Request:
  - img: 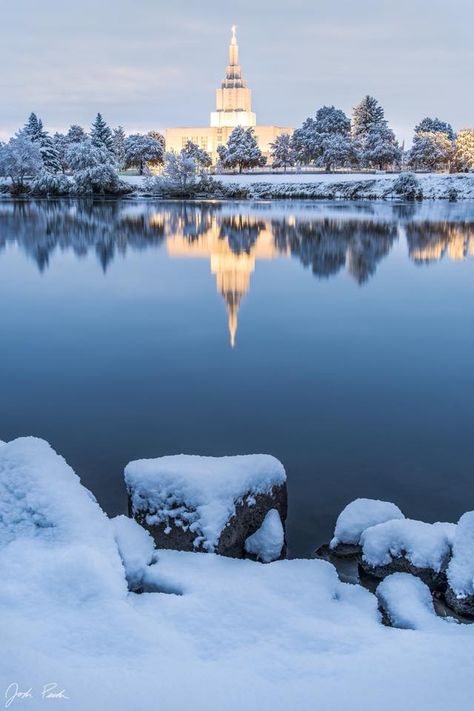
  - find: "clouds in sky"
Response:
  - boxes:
[1,0,473,141]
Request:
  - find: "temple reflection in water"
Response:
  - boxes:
[1,200,473,346]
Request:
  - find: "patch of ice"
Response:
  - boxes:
[447,511,474,599]
[244,509,284,562]
[125,454,286,552]
[361,519,456,571]
[330,498,404,548]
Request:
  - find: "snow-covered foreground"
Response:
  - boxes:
[2,437,474,711]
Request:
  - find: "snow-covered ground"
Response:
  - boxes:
[2,437,474,711]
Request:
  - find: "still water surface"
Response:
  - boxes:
[1,199,473,555]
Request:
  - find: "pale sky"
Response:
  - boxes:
[1,0,473,143]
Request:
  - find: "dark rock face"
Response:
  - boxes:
[129,483,288,560]
[445,588,474,618]
[359,554,450,593]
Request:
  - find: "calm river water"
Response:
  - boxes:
[1,199,473,555]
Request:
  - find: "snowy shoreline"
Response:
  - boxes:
[2,436,474,711]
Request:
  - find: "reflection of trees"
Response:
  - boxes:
[272,218,398,283]
[406,222,474,264]
[1,200,473,282]
[218,216,266,255]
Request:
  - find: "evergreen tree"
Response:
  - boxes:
[23,112,45,143]
[352,96,386,139]
[217,127,266,173]
[67,125,87,143]
[23,112,61,173]
[291,106,355,170]
[454,129,474,171]
[414,117,455,141]
[408,131,453,171]
[90,113,114,152]
[270,133,295,170]
[112,126,127,169]
[361,124,401,170]
[181,140,212,169]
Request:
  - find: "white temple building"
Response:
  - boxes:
[165,26,292,164]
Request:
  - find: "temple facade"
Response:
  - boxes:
[165,26,292,164]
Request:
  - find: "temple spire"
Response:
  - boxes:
[229,24,239,66]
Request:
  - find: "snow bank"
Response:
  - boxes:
[111,515,156,590]
[244,508,284,562]
[330,498,404,548]
[361,519,456,572]
[125,453,286,552]
[447,511,474,599]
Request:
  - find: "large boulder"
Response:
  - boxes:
[445,512,474,616]
[125,454,287,561]
[359,519,456,591]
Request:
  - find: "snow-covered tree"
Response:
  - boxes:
[66,139,128,194]
[90,113,114,152]
[361,124,401,170]
[162,151,198,190]
[317,134,357,172]
[23,112,45,143]
[291,118,319,165]
[112,126,127,170]
[52,133,70,173]
[414,117,455,141]
[23,112,61,173]
[408,131,454,171]
[352,96,386,139]
[124,133,164,174]
[217,127,266,173]
[66,125,87,143]
[454,129,474,172]
[0,131,43,190]
[292,106,355,170]
[269,133,295,170]
[181,140,212,169]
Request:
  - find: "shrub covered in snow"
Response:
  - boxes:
[29,171,71,196]
[66,140,132,195]
[392,172,423,200]
[330,498,404,551]
[125,453,287,557]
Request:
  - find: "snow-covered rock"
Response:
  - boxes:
[244,508,285,562]
[377,573,440,630]
[0,437,127,605]
[446,512,474,616]
[125,454,287,558]
[111,515,157,591]
[330,498,404,555]
[360,519,456,590]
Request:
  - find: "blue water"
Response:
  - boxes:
[1,198,473,556]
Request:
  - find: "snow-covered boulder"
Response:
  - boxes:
[0,437,127,605]
[111,515,157,591]
[446,512,474,616]
[329,498,405,556]
[125,454,287,558]
[376,573,439,629]
[360,519,456,590]
[244,509,285,563]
